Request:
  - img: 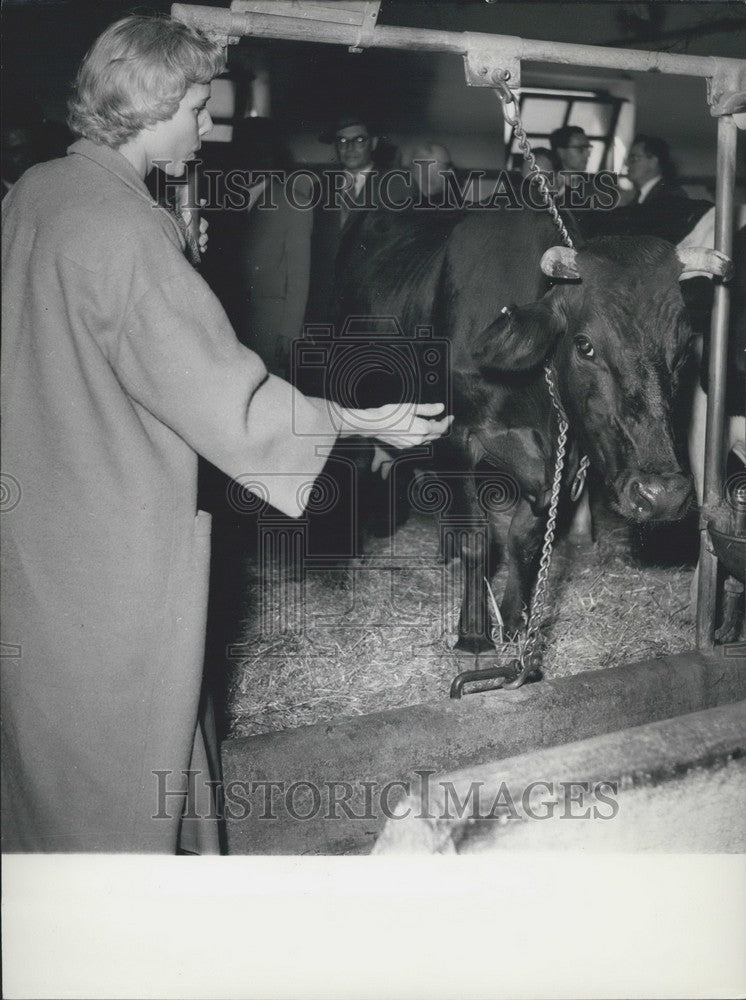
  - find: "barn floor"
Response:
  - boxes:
[208,486,702,740]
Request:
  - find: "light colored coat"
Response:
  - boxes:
[1,140,336,852]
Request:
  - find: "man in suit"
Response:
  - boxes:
[626,134,688,204]
[548,125,612,212]
[580,133,702,244]
[305,114,409,327]
[550,124,592,175]
[301,115,414,553]
[618,134,707,245]
[330,114,379,221]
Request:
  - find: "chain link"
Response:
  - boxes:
[571,454,591,502]
[493,77,575,251]
[501,366,567,687]
[486,78,590,688]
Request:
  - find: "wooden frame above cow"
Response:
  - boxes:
[171,0,744,649]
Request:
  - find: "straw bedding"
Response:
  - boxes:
[219,495,698,739]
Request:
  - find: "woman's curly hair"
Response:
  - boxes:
[68,15,226,148]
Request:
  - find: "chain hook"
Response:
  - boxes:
[492,75,520,127]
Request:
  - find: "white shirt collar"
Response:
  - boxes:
[637,175,661,204]
[346,164,373,196]
[247,178,268,210]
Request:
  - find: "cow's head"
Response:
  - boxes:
[472,236,730,522]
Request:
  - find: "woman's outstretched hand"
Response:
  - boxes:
[331,401,454,449]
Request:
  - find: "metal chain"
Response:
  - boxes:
[501,366,567,688]
[487,78,588,688]
[571,454,591,502]
[492,75,575,251]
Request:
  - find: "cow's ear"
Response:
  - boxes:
[541,246,581,281]
[471,293,566,372]
[676,246,734,281]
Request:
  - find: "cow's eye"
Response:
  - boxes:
[574,335,595,358]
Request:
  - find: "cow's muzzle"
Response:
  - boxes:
[618,472,693,522]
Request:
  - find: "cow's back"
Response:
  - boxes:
[333,207,460,335]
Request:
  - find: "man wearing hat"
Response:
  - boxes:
[326,114,378,216]
[299,115,413,557]
[320,114,406,219]
[305,113,409,327]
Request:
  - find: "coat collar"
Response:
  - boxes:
[67,138,184,245]
[68,139,154,200]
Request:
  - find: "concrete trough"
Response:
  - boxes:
[221,646,746,855]
[374,699,746,853]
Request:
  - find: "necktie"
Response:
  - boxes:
[340,173,367,228]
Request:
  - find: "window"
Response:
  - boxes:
[506,88,624,173]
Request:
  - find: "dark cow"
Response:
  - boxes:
[332,205,725,652]
[573,201,745,552]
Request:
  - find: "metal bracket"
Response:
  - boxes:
[707,63,746,118]
[227,1,381,52]
[463,33,521,89]
[349,1,381,53]
[171,4,243,45]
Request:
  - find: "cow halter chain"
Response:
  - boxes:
[493,78,589,689]
[492,74,575,251]
[497,367,581,690]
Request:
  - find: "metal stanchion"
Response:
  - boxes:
[696,115,737,650]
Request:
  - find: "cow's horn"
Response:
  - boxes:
[676,246,734,281]
[541,246,581,280]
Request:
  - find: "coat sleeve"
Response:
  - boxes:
[114,255,338,518]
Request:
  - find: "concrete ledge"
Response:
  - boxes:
[221,646,746,855]
[374,700,746,853]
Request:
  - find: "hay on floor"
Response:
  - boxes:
[223,499,697,738]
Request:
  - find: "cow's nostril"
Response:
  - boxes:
[628,478,655,514]
[624,474,693,522]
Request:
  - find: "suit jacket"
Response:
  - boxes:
[578,189,711,247]
[640,177,689,204]
[304,167,412,330]
[231,173,313,377]
[1,139,336,852]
